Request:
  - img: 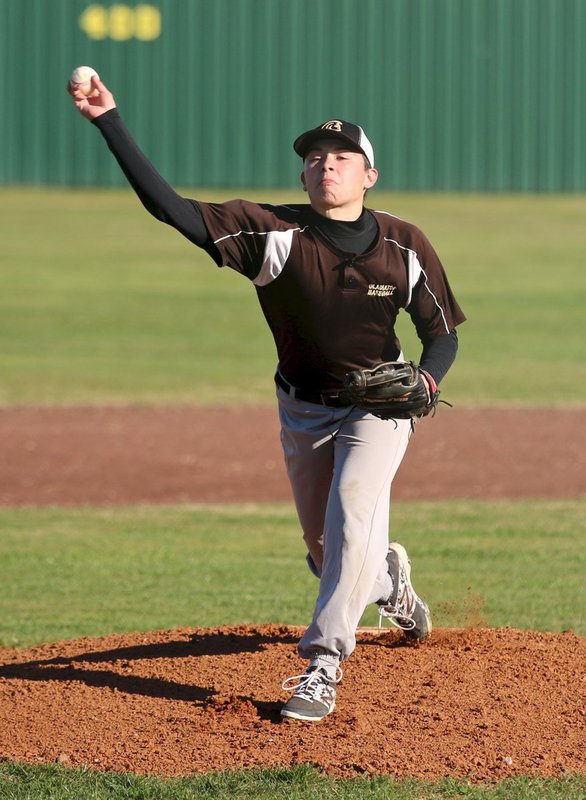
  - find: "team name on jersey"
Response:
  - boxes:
[368,283,397,296]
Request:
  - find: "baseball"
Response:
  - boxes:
[69,66,99,97]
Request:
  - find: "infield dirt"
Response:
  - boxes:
[0,406,584,781]
[1,406,585,505]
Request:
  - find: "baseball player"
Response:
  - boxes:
[69,75,465,722]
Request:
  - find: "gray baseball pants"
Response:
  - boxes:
[277,386,412,663]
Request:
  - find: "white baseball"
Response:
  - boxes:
[69,66,100,97]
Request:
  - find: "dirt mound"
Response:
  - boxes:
[0,624,583,781]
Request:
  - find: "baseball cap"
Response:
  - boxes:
[293,119,375,167]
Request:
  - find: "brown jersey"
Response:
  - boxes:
[198,200,466,394]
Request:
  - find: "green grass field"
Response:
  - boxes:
[0,188,584,799]
[0,762,584,800]
[0,501,584,648]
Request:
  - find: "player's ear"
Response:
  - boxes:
[364,168,378,191]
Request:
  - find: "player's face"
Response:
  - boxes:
[301,138,378,220]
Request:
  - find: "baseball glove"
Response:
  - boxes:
[340,361,440,420]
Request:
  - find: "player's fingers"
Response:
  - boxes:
[91,75,117,111]
[66,80,81,98]
[76,101,94,120]
[92,75,109,96]
[66,88,98,121]
[67,80,90,103]
[68,87,88,115]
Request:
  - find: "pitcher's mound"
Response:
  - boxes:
[0,624,583,781]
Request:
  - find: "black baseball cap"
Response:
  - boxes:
[293,119,375,167]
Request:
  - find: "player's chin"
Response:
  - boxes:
[316,183,337,196]
[310,188,338,207]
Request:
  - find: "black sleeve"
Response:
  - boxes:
[92,109,210,248]
[418,329,459,385]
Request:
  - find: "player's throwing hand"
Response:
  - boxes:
[67,73,116,121]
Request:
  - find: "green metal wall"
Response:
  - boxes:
[1,0,585,191]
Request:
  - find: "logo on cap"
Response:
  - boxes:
[321,120,343,132]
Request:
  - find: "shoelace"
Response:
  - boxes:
[281,665,343,698]
[378,603,417,631]
[378,559,419,631]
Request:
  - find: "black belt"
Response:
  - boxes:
[275,371,348,408]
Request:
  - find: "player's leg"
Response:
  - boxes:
[277,388,336,574]
[278,391,359,721]
[297,409,412,663]
[281,406,412,721]
[278,396,426,720]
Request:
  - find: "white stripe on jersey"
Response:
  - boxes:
[213,228,270,246]
[211,205,306,285]
[254,229,296,286]
[212,204,304,247]
[383,237,450,333]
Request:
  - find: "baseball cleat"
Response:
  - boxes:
[280,663,342,722]
[377,541,432,641]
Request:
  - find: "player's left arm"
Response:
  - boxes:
[418,330,458,399]
[404,229,466,393]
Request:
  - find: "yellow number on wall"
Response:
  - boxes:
[109,4,135,40]
[79,4,161,41]
[135,5,161,40]
[79,5,109,40]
